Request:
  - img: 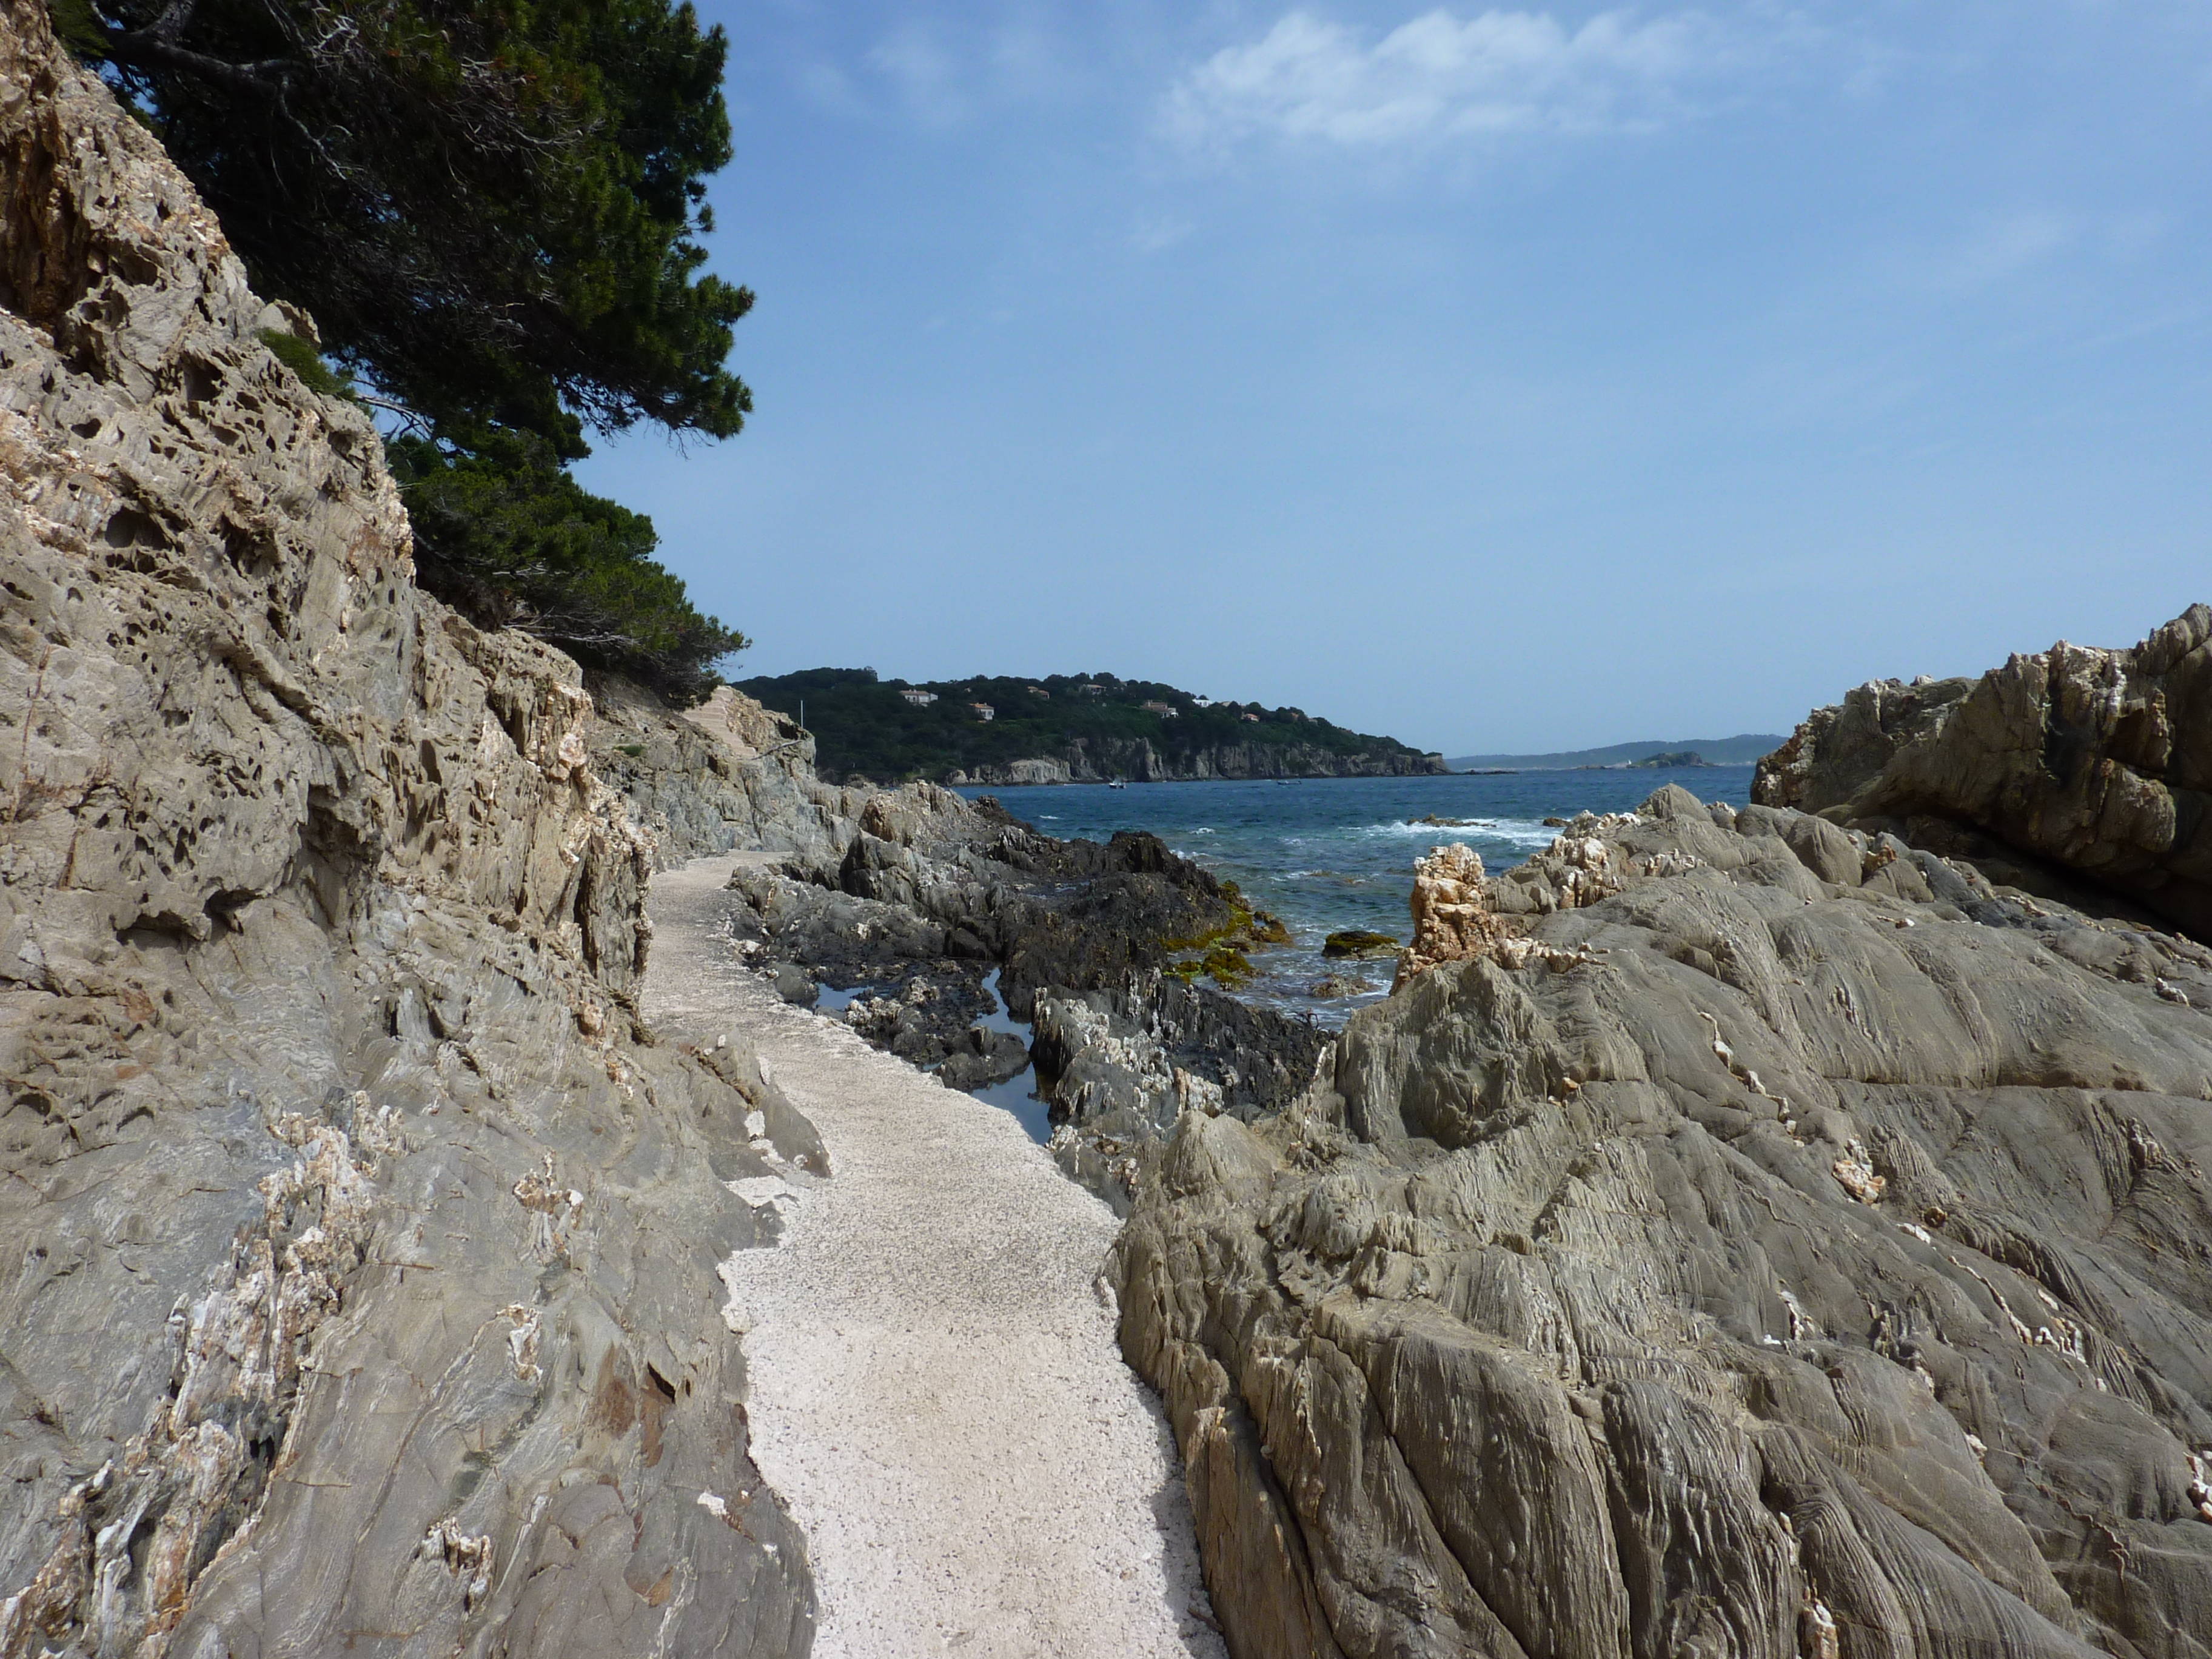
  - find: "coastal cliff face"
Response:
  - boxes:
[1114,785,2212,1659]
[1754,607,2212,940]
[0,10,813,1655]
[953,738,1451,787]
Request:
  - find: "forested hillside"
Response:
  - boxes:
[737,668,1447,783]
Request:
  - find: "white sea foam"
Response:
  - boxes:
[1356,818,1557,848]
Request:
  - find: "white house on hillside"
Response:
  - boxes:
[970,703,995,722]
[899,688,936,706]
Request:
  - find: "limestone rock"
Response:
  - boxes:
[1116,785,2212,1659]
[589,674,854,870]
[948,756,1074,786]
[1754,606,2212,937]
[0,10,813,1654]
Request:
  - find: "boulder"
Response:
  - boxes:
[1308,974,1370,999]
[934,1028,1033,1092]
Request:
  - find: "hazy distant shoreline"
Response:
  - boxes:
[1444,734,1785,771]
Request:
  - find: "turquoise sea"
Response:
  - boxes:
[957,765,1758,1028]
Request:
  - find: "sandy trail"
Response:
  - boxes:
[643,853,1225,1659]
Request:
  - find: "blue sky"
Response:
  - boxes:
[578,2,2212,754]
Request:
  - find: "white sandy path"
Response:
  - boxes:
[643,853,1227,1659]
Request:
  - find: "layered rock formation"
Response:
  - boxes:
[1754,607,2212,940]
[0,10,812,1654]
[1114,785,2212,1659]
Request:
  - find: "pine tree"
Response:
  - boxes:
[56,0,752,700]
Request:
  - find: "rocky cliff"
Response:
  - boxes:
[1754,607,2212,940]
[1113,784,2212,1659]
[0,8,814,1654]
[589,678,859,869]
[954,738,1452,787]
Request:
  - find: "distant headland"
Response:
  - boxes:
[736,668,1449,785]
[1444,733,1786,771]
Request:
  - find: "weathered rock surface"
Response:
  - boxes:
[1028,972,1329,1212]
[0,10,811,1654]
[1114,783,2212,1659]
[1754,606,2212,940]
[589,675,853,870]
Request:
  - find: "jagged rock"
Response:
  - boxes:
[771,962,818,1007]
[1115,783,2212,1659]
[723,786,1248,1025]
[1028,973,1329,1212]
[0,10,813,1654]
[1754,605,2212,939]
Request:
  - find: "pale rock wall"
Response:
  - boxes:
[589,675,863,869]
[0,8,812,1655]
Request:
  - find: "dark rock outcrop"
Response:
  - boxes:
[1114,782,2212,1659]
[723,784,1257,1037]
[0,11,812,1654]
[1030,972,1330,1210]
[1754,606,2212,940]
[708,780,1335,1192]
[1323,931,1400,960]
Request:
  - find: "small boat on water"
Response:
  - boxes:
[1107,778,1127,789]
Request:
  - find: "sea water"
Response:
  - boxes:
[956,765,1757,1030]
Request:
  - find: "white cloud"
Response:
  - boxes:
[1165,7,1753,149]
[871,23,970,127]
[1131,213,1196,255]
[1928,212,2073,293]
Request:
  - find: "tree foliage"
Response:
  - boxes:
[738,669,1437,785]
[57,0,751,700]
[389,425,746,704]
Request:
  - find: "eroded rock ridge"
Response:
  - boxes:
[1116,783,2212,1658]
